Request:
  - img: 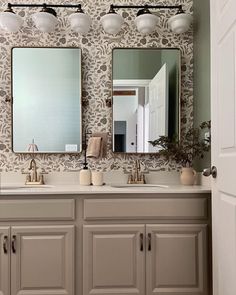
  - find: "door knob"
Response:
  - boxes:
[203,166,217,178]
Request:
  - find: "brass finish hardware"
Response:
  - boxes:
[127,160,145,184]
[3,236,8,254]
[12,235,16,253]
[29,158,37,182]
[140,233,144,251]
[25,158,45,185]
[148,233,151,251]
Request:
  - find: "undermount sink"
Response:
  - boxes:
[110,184,169,188]
[0,185,54,190]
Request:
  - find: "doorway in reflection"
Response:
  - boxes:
[112,48,180,153]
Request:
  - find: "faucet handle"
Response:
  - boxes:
[136,159,141,170]
[39,174,45,185]
[25,173,31,183]
[140,174,145,184]
[127,174,133,184]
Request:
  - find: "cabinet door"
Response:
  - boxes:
[0,227,10,295]
[83,225,145,295]
[11,225,74,295]
[146,224,208,295]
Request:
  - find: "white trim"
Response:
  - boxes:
[113,79,151,87]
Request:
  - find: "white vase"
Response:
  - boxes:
[180,167,197,185]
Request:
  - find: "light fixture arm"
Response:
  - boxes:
[7,2,82,10]
[110,4,183,11]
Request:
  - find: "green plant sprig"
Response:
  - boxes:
[149,121,211,167]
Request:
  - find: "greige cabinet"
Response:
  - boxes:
[83,196,210,295]
[83,224,208,295]
[83,225,145,295]
[146,224,208,295]
[0,193,211,295]
[0,227,10,295]
[0,225,74,295]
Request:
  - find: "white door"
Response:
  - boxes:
[148,63,168,152]
[211,0,236,294]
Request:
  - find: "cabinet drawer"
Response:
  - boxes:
[0,199,75,220]
[84,198,208,220]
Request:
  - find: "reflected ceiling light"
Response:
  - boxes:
[69,7,91,34]
[0,4,23,32]
[101,5,124,35]
[103,4,192,35]
[135,6,158,34]
[32,5,58,33]
[168,8,193,34]
[0,3,90,34]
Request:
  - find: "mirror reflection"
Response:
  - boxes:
[112,48,180,153]
[12,47,82,153]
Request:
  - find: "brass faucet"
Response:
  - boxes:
[127,160,145,184]
[25,158,44,185]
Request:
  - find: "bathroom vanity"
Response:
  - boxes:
[0,185,211,295]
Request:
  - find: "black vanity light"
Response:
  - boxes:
[0,2,91,34]
[0,2,192,35]
[101,4,193,35]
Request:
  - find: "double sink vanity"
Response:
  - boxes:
[0,176,211,295]
[2,44,211,295]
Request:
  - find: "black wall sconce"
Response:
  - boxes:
[101,4,192,35]
[0,2,91,34]
[0,2,192,35]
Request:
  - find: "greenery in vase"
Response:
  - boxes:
[149,121,211,167]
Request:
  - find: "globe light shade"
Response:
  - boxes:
[168,13,193,34]
[135,13,158,34]
[101,12,124,35]
[32,11,58,33]
[69,12,91,34]
[0,12,23,32]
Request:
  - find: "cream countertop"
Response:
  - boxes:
[0,171,211,195]
[0,183,211,195]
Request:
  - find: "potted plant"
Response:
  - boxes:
[149,121,211,185]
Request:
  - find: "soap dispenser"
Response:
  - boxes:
[80,167,91,185]
[79,160,91,186]
[80,130,92,185]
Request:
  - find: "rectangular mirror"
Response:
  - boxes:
[12,47,82,153]
[112,48,180,153]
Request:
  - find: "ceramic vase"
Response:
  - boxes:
[180,167,197,185]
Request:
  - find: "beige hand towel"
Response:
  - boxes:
[91,132,108,158]
[87,137,102,158]
[86,132,108,159]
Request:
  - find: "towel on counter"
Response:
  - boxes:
[87,132,108,159]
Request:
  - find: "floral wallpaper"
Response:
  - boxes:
[0,0,193,173]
